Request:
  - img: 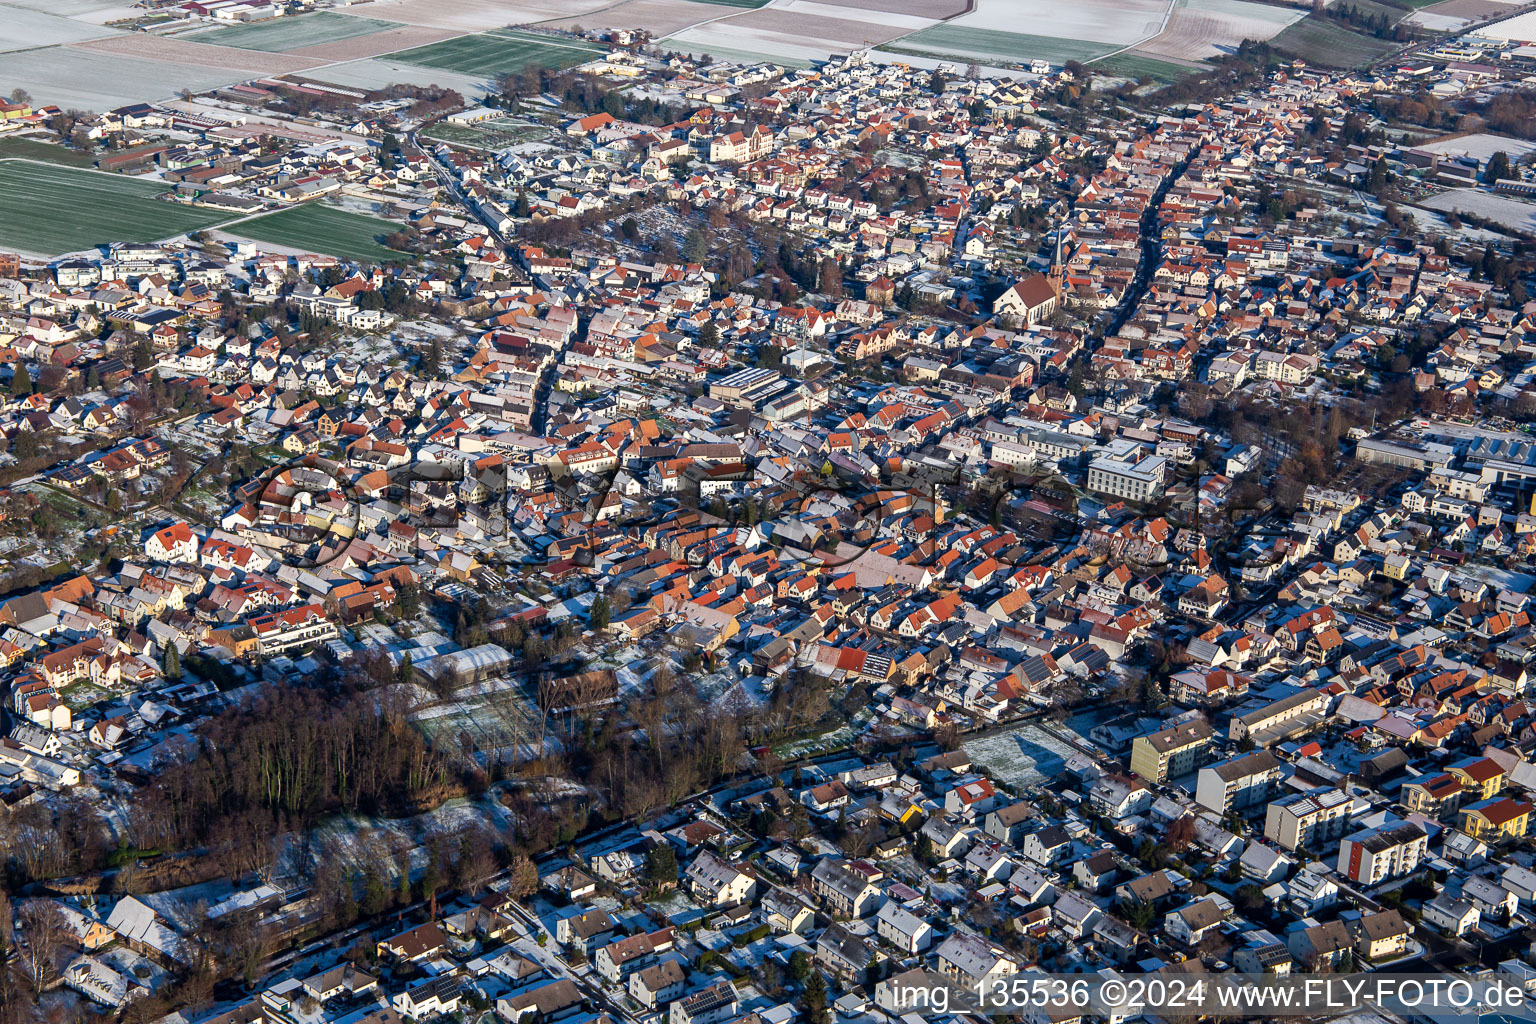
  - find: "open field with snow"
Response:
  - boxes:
[335,0,616,32]
[1407,0,1521,29]
[4,0,133,15]
[1471,6,1536,39]
[186,11,401,51]
[723,6,924,48]
[0,3,122,52]
[1134,0,1301,62]
[281,55,490,95]
[949,0,1169,39]
[1421,188,1536,232]
[0,45,244,110]
[544,0,730,38]
[1270,15,1398,65]
[283,23,458,60]
[962,723,1080,790]
[820,0,967,15]
[71,33,329,72]
[884,24,1120,65]
[393,27,605,77]
[1416,133,1536,163]
[666,18,853,62]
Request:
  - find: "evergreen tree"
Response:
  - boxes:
[397,652,414,686]
[683,228,708,264]
[10,363,31,398]
[1484,150,1511,184]
[162,643,181,680]
[589,594,610,631]
[803,969,829,1024]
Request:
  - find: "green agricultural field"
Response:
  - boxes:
[1093,52,1200,84]
[0,138,93,167]
[0,160,234,256]
[1271,16,1398,66]
[186,11,399,51]
[230,204,410,264]
[393,28,606,78]
[884,24,1115,66]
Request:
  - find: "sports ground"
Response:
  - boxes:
[393,28,606,77]
[0,160,233,256]
[230,205,411,264]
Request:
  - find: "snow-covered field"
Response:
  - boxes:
[1422,188,1536,233]
[1135,0,1301,61]
[0,4,121,53]
[71,33,330,72]
[665,20,855,63]
[945,0,1170,44]
[1472,6,1536,39]
[0,46,243,109]
[546,0,737,36]
[332,0,614,32]
[1414,132,1536,164]
[962,723,1079,789]
[725,4,933,48]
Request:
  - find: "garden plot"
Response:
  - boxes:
[184,12,401,52]
[71,33,329,72]
[1422,189,1536,233]
[412,683,550,764]
[962,722,1080,790]
[1133,0,1301,62]
[0,4,122,53]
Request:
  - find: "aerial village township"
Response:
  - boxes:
[2,0,1536,1020]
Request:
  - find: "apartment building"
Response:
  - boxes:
[1402,773,1464,819]
[1195,750,1282,815]
[1265,789,1352,851]
[1130,719,1213,784]
[1087,451,1168,503]
[1461,796,1533,841]
[1337,822,1428,886]
[1229,688,1329,747]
